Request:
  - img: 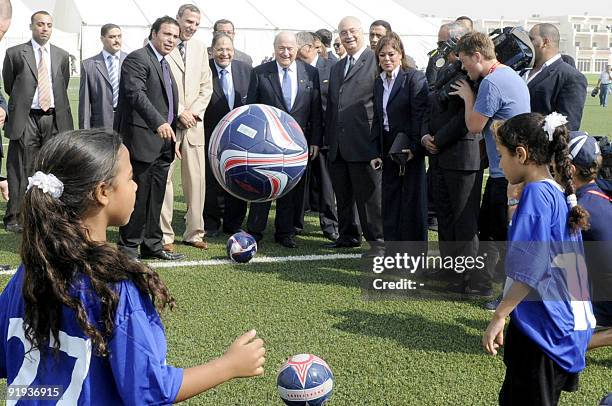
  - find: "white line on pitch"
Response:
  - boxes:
[0,253,362,276]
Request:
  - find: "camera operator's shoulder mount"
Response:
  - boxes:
[429,26,535,103]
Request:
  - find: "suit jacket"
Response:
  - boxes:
[528,57,587,131]
[371,68,428,157]
[204,59,252,141]
[325,47,378,162]
[3,41,73,140]
[315,56,333,114]
[246,60,323,146]
[78,51,126,129]
[167,38,213,146]
[0,90,7,173]
[113,44,179,163]
[327,51,338,63]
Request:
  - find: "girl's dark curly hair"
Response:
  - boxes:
[495,112,589,233]
[20,129,174,357]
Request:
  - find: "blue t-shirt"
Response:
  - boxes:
[0,266,183,405]
[505,180,595,373]
[576,182,612,326]
[474,66,531,178]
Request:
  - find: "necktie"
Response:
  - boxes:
[282,67,292,111]
[219,69,232,109]
[345,56,355,78]
[161,58,174,125]
[107,54,119,108]
[177,42,186,64]
[37,47,52,111]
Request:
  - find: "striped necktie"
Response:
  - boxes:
[177,42,186,64]
[37,47,52,111]
[107,54,119,108]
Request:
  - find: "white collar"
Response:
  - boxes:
[310,54,319,67]
[102,49,120,60]
[214,61,232,74]
[542,53,562,68]
[380,65,400,81]
[276,60,297,73]
[148,41,165,62]
[346,46,367,63]
[31,39,49,53]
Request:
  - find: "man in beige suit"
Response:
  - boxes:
[160,3,213,250]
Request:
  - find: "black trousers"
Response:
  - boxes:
[310,148,338,236]
[471,176,508,291]
[246,170,307,241]
[118,145,173,258]
[4,110,57,227]
[203,152,225,233]
[330,154,383,243]
[433,166,483,259]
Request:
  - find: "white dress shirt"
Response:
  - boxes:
[277,60,298,109]
[524,53,562,84]
[310,54,319,68]
[215,61,235,109]
[344,46,367,77]
[148,41,164,63]
[31,39,55,109]
[381,66,400,131]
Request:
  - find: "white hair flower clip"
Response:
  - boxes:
[26,171,64,199]
[542,112,568,141]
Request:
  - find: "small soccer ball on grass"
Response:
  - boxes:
[226,232,257,263]
[277,354,334,405]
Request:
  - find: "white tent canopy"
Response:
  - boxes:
[2,0,438,70]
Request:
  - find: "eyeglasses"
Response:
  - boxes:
[339,28,360,38]
[333,43,341,48]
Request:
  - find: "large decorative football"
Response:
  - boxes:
[277,354,334,405]
[208,104,308,202]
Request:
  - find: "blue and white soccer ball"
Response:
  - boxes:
[226,232,257,263]
[208,104,308,202]
[277,354,334,405]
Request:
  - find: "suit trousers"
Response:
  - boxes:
[330,154,383,243]
[4,111,57,227]
[119,144,173,258]
[160,136,206,244]
[310,149,338,236]
[247,171,307,241]
[433,166,483,260]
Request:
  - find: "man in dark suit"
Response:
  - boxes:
[114,16,185,261]
[2,10,73,233]
[0,0,11,273]
[245,31,323,248]
[325,16,383,255]
[204,32,252,235]
[79,23,125,129]
[207,19,253,66]
[315,29,338,63]
[368,19,391,50]
[296,31,338,241]
[526,23,587,131]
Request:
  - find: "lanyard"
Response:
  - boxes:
[488,61,501,75]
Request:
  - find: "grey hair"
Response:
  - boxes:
[296,31,315,48]
[446,22,469,41]
[177,4,200,18]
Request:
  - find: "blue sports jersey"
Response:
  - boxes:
[505,180,595,373]
[0,266,183,405]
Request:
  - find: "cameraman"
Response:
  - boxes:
[449,32,530,297]
[423,22,484,289]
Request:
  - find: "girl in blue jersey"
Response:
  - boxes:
[0,130,265,405]
[482,112,595,406]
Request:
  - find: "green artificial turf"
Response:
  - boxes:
[0,79,610,405]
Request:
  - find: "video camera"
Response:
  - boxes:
[429,26,535,102]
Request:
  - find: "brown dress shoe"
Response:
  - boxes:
[163,243,175,252]
[183,240,208,250]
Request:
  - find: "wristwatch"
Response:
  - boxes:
[507,198,519,207]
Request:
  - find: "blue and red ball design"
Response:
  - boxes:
[208,104,308,202]
[226,232,257,263]
[277,354,334,405]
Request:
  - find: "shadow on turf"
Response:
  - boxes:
[238,262,362,288]
[328,309,483,354]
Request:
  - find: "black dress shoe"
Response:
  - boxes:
[323,232,339,242]
[141,250,187,261]
[322,238,361,248]
[275,236,297,248]
[206,229,221,238]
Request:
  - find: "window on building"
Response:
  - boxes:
[595,59,608,72]
[591,24,599,32]
[592,42,598,49]
[577,58,591,72]
[574,23,582,31]
[575,41,581,47]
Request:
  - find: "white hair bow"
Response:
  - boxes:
[26,171,64,199]
[542,112,568,141]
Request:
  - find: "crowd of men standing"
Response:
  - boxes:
[0,5,593,273]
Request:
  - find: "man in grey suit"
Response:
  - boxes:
[79,23,125,129]
[2,10,73,232]
[207,19,253,66]
[324,16,383,256]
